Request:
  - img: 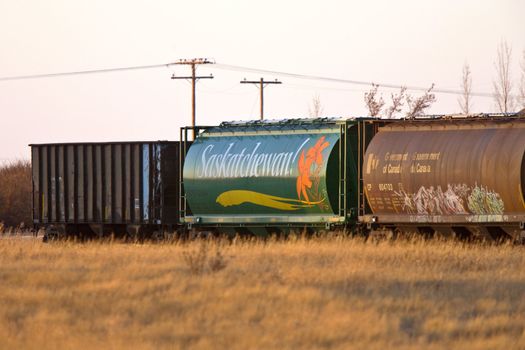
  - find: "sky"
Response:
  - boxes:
[0,0,524,162]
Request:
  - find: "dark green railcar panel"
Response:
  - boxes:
[183,130,341,219]
[345,121,379,218]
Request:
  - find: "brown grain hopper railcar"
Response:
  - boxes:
[361,116,525,241]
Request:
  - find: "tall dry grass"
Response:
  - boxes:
[0,236,524,349]
[0,160,32,230]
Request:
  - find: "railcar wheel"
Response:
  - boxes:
[43,225,63,242]
[151,230,162,242]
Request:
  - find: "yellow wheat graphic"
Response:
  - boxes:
[216,190,324,211]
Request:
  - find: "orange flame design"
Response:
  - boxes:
[296,136,329,202]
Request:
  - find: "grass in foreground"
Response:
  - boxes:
[0,236,524,349]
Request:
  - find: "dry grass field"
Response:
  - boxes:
[0,236,524,349]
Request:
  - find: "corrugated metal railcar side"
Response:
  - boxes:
[30,141,180,238]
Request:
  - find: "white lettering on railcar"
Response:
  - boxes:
[198,139,310,178]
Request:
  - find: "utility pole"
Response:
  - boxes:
[240,77,282,120]
[171,58,214,139]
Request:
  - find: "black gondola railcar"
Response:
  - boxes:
[30,141,180,240]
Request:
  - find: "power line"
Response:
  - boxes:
[0,63,176,81]
[215,63,495,98]
[0,60,497,98]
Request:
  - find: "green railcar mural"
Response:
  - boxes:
[183,128,342,223]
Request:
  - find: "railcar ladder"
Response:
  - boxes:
[178,127,189,222]
[357,121,366,217]
[339,122,347,218]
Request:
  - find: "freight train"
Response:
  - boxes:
[30,112,525,242]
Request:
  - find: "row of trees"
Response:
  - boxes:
[363,84,436,119]
[0,161,32,230]
[308,40,525,118]
[461,41,525,114]
[491,41,524,114]
[309,83,437,119]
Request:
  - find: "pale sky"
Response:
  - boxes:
[0,0,524,162]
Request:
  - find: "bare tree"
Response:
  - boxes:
[406,84,436,119]
[308,94,324,117]
[384,87,407,119]
[458,63,473,114]
[520,50,525,110]
[364,84,436,119]
[364,84,385,117]
[493,40,515,113]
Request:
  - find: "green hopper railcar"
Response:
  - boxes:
[179,118,383,236]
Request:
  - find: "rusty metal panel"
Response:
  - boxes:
[49,145,57,222]
[30,141,180,227]
[114,144,122,222]
[161,142,180,224]
[86,145,94,222]
[66,145,75,222]
[66,145,76,222]
[41,147,48,221]
[363,119,525,219]
[132,144,140,221]
[124,144,131,222]
[361,213,525,224]
[95,145,102,222]
[106,145,112,222]
[57,146,65,221]
[103,144,112,222]
[76,145,84,221]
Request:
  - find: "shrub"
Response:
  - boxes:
[182,241,227,275]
